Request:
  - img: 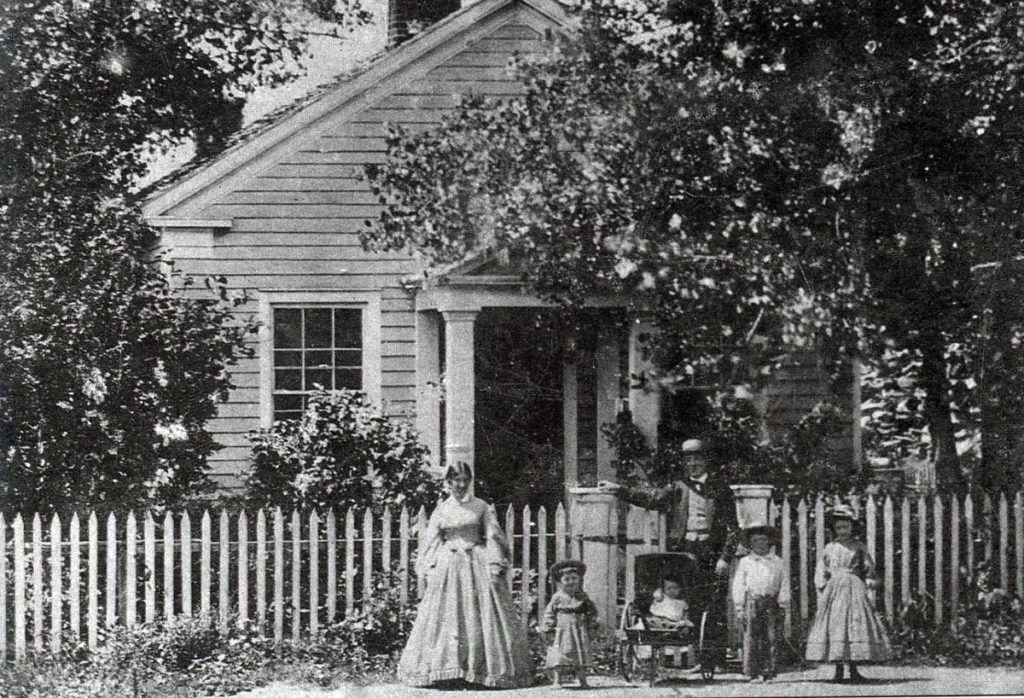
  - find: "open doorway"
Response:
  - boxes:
[473,308,565,512]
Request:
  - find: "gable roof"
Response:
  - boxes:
[143,0,573,224]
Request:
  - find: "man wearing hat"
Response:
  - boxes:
[599,437,738,574]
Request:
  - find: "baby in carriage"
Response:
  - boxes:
[647,575,696,631]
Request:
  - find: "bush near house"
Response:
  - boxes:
[245,389,443,512]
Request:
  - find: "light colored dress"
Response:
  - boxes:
[397,494,533,688]
[542,590,598,669]
[805,541,892,662]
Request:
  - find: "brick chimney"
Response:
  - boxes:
[387,0,462,47]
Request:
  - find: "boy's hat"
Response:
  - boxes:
[549,559,586,583]
[741,524,778,544]
[681,438,707,454]
[828,504,857,523]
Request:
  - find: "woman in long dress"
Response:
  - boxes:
[397,462,534,688]
[805,504,891,682]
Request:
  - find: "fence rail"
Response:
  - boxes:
[2,490,1023,661]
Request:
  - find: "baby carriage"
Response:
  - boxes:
[616,553,728,686]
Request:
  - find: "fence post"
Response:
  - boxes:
[933,496,943,626]
[221,510,232,633]
[326,509,337,622]
[33,513,44,653]
[345,508,355,618]
[50,514,62,654]
[256,509,267,633]
[201,510,212,620]
[14,514,25,660]
[144,513,155,624]
[88,513,98,650]
[273,508,284,645]
[883,496,894,621]
[1,513,7,661]
[291,510,301,641]
[998,493,1009,592]
[163,511,174,621]
[180,512,191,617]
[125,512,137,630]
[238,511,249,628]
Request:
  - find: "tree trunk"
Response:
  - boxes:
[919,337,963,491]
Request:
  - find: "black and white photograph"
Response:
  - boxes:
[2,0,1024,696]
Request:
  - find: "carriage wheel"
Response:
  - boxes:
[619,641,636,682]
[698,610,716,681]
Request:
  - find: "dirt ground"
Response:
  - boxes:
[231,665,1024,698]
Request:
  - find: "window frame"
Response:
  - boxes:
[259,291,381,427]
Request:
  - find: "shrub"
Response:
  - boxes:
[245,389,443,511]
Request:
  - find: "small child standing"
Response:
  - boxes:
[731,525,790,683]
[542,560,598,688]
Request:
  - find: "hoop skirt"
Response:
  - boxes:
[805,541,891,662]
[397,495,533,688]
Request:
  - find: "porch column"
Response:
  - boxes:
[415,310,442,470]
[628,315,660,449]
[568,488,619,624]
[595,321,621,482]
[443,310,478,474]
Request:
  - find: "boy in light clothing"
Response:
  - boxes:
[731,525,790,682]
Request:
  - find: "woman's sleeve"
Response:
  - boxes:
[482,502,510,568]
[415,503,444,577]
[542,596,559,632]
[859,543,880,582]
[814,548,829,591]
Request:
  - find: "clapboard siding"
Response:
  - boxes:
[157,9,551,487]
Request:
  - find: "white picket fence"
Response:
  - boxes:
[3,491,1024,662]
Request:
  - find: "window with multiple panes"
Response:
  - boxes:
[272,307,362,421]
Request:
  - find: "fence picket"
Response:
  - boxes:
[537,506,548,618]
[1,514,7,661]
[933,497,943,625]
[998,493,1009,592]
[326,510,337,622]
[163,511,174,620]
[814,495,825,561]
[309,511,319,636]
[781,498,792,636]
[964,494,974,579]
[50,514,62,653]
[950,495,960,629]
[221,510,231,633]
[399,507,410,608]
[201,511,212,620]
[14,515,25,660]
[1016,492,1024,599]
[88,512,98,650]
[126,512,137,630]
[345,508,355,618]
[238,511,249,627]
[33,513,44,652]
[273,508,284,645]
[180,512,191,617]
[363,509,374,604]
[901,498,910,606]
[105,513,116,628]
[144,513,155,623]
[521,505,531,626]
[70,513,80,641]
[382,506,392,577]
[414,505,428,599]
[505,505,515,592]
[917,496,927,598]
[256,509,267,632]
[798,498,809,623]
[883,497,894,620]
[866,496,877,567]
[555,504,567,563]
[292,510,301,641]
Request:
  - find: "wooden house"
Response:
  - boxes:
[143,0,855,501]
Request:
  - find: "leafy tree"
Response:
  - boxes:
[245,390,443,512]
[365,0,1024,490]
[0,0,369,511]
